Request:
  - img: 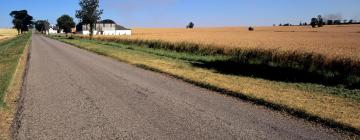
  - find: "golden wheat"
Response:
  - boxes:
[0,29,17,41]
[95,25,360,60]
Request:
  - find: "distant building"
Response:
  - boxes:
[76,19,131,35]
[47,25,63,34]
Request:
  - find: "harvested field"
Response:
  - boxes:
[103,25,360,60]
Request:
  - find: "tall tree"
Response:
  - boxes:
[311,18,318,28]
[318,15,324,27]
[9,10,33,34]
[57,15,76,36]
[75,0,103,39]
[35,20,50,34]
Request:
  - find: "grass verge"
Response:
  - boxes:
[0,33,31,139]
[50,35,360,135]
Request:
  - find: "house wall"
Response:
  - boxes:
[80,30,98,35]
[83,24,116,31]
[80,23,131,35]
[115,30,131,35]
[48,29,57,34]
[80,30,131,35]
[47,29,63,34]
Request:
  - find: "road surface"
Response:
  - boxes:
[13,34,349,139]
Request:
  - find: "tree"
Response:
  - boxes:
[334,20,341,25]
[318,15,324,27]
[35,20,50,34]
[327,20,333,25]
[9,10,33,34]
[76,0,103,39]
[343,20,348,24]
[248,26,254,31]
[186,22,194,29]
[348,19,354,24]
[311,18,318,28]
[324,14,342,25]
[57,15,76,36]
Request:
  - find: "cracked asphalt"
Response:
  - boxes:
[13,34,350,139]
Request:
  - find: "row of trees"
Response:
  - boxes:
[9,0,101,38]
[278,14,360,28]
[310,15,360,28]
[34,20,50,33]
[26,15,75,35]
[11,0,196,37]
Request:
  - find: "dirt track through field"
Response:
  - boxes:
[13,34,349,139]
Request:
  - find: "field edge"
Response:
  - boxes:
[0,34,31,140]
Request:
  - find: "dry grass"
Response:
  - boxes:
[0,29,17,41]
[104,25,360,60]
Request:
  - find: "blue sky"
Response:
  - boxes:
[1,0,360,28]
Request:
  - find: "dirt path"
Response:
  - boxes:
[13,34,349,139]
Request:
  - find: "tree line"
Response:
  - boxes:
[278,14,360,28]
[9,0,102,37]
[9,0,196,37]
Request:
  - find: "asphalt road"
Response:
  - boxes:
[13,34,349,139]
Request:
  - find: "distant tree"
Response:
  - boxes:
[9,10,33,34]
[304,22,308,26]
[76,0,103,39]
[35,20,50,34]
[326,20,333,25]
[311,18,318,28]
[348,19,353,24]
[334,20,341,25]
[186,22,194,29]
[248,26,254,31]
[318,15,324,27]
[299,22,303,26]
[343,20,348,24]
[283,23,290,26]
[57,15,76,36]
[324,14,342,25]
[279,23,282,26]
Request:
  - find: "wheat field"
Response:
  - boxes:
[101,25,360,60]
[0,29,17,41]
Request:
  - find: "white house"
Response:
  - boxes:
[47,25,63,34]
[76,19,131,35]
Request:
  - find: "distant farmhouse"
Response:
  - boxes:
[48,25,63,34]
[76,19,131,35]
